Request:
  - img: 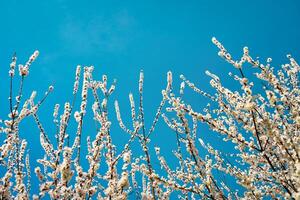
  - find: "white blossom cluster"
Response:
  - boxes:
[0,53,136,199]
[0,51,46,199]
[0,38,299,199]
[154,38,299,199]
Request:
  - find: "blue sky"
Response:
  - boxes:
[0,0,300,198]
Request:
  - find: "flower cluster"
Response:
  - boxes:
[0,38,299,199]
[156,38,300,199]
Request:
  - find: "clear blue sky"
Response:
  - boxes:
[0,0,300,198]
